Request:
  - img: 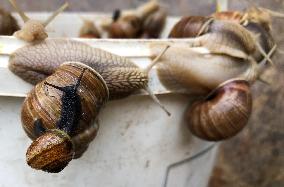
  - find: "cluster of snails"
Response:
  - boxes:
[150,7,277,141]
[2,0,280,172]
[6,0,172,173]
[100,0,167,38]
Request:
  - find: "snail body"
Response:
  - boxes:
[185,79,252,141]
[9,39,148,99]
[8,0,68,42]
[151,44,259,95]
[22,62,109,172]
[0,7,19,35]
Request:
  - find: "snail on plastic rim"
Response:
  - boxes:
[9,38,171,115]
[22,62,109,172]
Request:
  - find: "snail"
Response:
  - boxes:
[103,0,160,38]
[8,0,68,42]
[141,7,167,38]
[212,7,284,33]
[211,8,278,62]
[151,19,277,94]
[9,38,170,114]
[79,19,101,38]
[168,16,274,65]
[22,62,109,172]
[149,16,277,141]
[0,7,19,35]
[185,79,252,141]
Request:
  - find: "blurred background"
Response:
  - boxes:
[0,0,283,186]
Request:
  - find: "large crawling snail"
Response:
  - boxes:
[22,62,109,172]
[9,39,156,101]
[150,15,276,141]
[8,0,68,42]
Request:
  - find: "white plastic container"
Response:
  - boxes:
[0,13,218,187]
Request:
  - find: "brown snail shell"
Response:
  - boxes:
[141,8,167,38]
[106,0,159,38]
[26,129,74,173]
[108,15,143,38]
[79,19,101,38]
[185,79,252,141]
[21,62,109,172]
[169,16,212,38]
[0,7,19,35]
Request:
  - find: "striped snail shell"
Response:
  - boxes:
[169,16,212,38]
[21,62,109,172]
[108,12,143,38]
[141,8,167,38]
[79,19,101,38]
[185,79,252,141]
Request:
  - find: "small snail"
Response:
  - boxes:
[22,62,109,172]
[141,7,167,38]
[104,0,160,38]
[8,0,68,42]
[185,79,252,141]
[0,7,19,35]
[79,19,101,38]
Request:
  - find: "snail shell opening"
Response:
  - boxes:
[185,79,252,141]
